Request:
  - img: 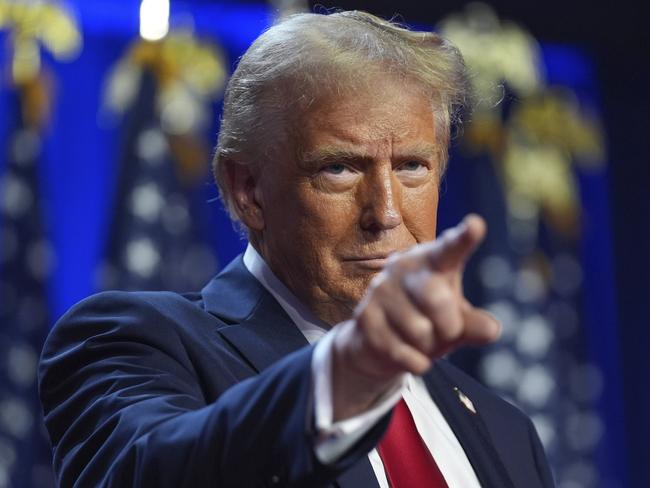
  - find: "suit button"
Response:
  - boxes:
[270,474,280,484]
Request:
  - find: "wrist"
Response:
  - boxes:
[331,323,401,421]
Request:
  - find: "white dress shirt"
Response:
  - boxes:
[243,244,481,487]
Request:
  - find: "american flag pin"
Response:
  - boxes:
[454,387,477,414]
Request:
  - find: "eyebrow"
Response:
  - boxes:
[299,143,439,166]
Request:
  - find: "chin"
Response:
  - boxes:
[339,273,378,301]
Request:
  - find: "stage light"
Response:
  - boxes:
[139,0,169,41]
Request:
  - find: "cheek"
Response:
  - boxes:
[267,186,356,264]
[299,189,358,238]
[403,186,439,241]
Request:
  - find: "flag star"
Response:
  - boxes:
[485,300,518,342]
[131,183,165,222]
[0,397,33,439]
[517,365,555,407]
[480,349,522,389]
[515,315,554,358]
[136,128,168,164]
[514,268,546,304]
[0,175,33,219]
[125,238,160,278]
[479,254,513,291]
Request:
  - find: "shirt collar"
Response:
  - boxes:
[243,243,330,344]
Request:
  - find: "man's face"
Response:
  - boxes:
[254,80,441,324]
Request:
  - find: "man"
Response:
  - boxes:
[39,11,554,487]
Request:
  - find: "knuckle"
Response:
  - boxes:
[354,311,389,353]
[437,317,463,343]
[387,343,407,366]
[427,285,454,309]
[408,316,432,342]
[402,269,430,296]
[412,279,454,316]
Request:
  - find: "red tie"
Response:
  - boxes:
[377,399,449,488]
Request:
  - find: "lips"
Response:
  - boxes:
[342,245,410,269]
[345,254,391,261]
[342,252,398,270]
[345,257,388,270]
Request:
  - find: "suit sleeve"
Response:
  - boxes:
[38,292,385,488]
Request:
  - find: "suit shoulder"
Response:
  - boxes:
[58,289,202,320]
[435,359,530,422]
[41,289,219,364]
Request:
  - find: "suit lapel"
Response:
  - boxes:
[201,256,309,372]
[424,363,515,488]
[335,456,380,488]
[202,257,380,487]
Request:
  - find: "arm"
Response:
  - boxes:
[39,292,385,487]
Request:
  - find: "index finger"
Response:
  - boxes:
[428,214,487,271]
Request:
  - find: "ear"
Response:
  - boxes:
[224,159,265,231]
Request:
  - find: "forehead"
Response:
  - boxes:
[293,79,439,157]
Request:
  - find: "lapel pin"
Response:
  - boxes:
[453,387,477,414]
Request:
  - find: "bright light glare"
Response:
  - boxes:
[140,0,170,41]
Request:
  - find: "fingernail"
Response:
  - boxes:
[486,312,502,338]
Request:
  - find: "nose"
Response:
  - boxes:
[359,167,403,233]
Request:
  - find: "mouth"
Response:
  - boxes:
[342,254,392,270]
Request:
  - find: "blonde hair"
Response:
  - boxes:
[213,10,471,220]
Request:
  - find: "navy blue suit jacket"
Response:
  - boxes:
[39,256,554,487]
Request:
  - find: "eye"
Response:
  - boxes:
[398,161,427,172]
[321,163,349,175]
[397,159,429,175]
[314,163,357,190]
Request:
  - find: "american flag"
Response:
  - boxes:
[446,107,607,488]
[0,86,55,487]
[98,69,217,293]
[437,6,612,485]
